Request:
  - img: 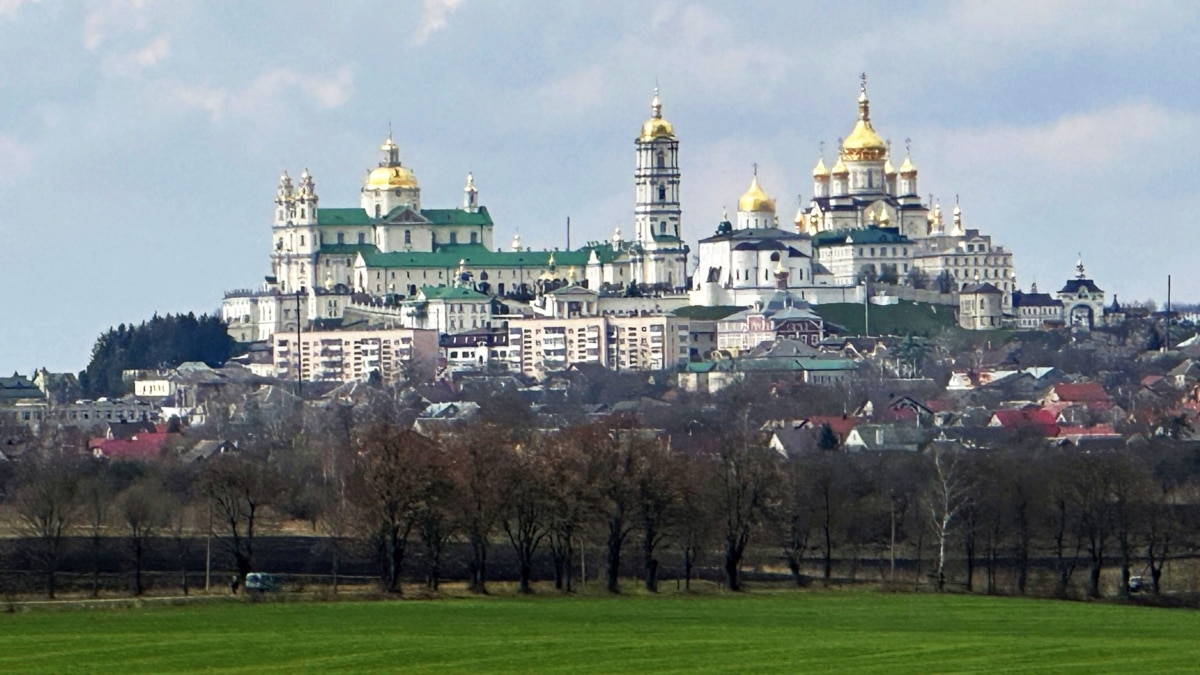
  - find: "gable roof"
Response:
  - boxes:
[89,432,174,460]
[989,408,1059,436]
[1049,382,1109,403]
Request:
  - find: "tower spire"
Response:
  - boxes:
[651,86,662,119]
[858,72,870,122]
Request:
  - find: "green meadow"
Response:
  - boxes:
[1,591,1196,673]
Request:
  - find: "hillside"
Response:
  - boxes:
[814,300,961,337]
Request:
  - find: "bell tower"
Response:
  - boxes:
[634,88,681,247]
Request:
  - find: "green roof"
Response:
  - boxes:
[317,208,373,227]
[320,244,380,256]
[315,206,493,228]
[360,245,615,270]
[419,286,490,301]
[422,207,493,227]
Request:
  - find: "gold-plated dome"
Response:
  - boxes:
[641,118,675,140]
[812,157,830,178]
[831,158,848,175]
[366,165,419,190]
[899,155,917,175]
[883,157,896,175]
[640,87,676,141]
[840,74,887,161]
[738,175,776,213]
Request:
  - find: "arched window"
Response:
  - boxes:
[658,185,667,201]
[656,150,665,168]
[374,204,381,218]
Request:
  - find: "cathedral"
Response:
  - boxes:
[222,91,691,343]
[691,75,1017,313]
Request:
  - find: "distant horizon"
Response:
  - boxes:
[3,1,1197,372]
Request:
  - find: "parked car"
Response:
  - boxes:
[244,573,279,592]
[1128,576,1146,593]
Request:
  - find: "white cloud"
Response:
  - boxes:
[0,0,41,20]
[83,0,154,50]
[414,0,464,45]
[164,67,355,121]
[933,102,1196,171]
[0,134,34,186]
[102,33,170,75]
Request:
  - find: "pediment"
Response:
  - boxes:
[383,207,429,224]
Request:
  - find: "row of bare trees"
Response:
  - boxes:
[4,405,1200,600]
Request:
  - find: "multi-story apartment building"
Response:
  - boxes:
[273,327,439,384]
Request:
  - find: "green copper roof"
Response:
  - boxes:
[320,243,380,256]
[317,208,373,227]
[315,206,493,228]
[422,207,493,227]
[419,285,491,301]
[359,245,612,270]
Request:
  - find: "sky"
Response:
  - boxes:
[2,0,1198,373]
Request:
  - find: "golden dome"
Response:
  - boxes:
[738,175,776,213]
[899,155,917,175]
[640,87,676,141]
[812,157,830,178]
[641,117,675,141]
[366,165,419,190]
[840,74,888,161]
[883,157,896,174]
[842,119,887,160]
[831,158,848,175]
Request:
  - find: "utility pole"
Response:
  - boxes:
[863,279,870,337]
[204,498,212,592]
[1166,274,1172,352]
[295,290,304,396]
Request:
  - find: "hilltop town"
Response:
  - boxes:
[2,77,1198,608]
[0,76,1193,458]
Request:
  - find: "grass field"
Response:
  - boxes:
[2,591,1199,673]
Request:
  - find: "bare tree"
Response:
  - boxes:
[635,439,679,593]
[119,479,166,596]
[447,422,512,594]
[927,448,971,591]
[199,455,278,591]
[351,423,439,594]
[712,417,780,592]
[776,459,814,587]
[543,428,591,592]
[79,472,116,598]
[581,418,641,594]
[501,444,550,594]
[14,456,83,599]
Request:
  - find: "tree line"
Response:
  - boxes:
[4,386,1200,602]
[80,313,235,398]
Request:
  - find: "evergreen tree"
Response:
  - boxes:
[81,313,236,397]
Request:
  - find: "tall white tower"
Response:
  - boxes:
[634,88,681,246]
[270,170,319,294]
